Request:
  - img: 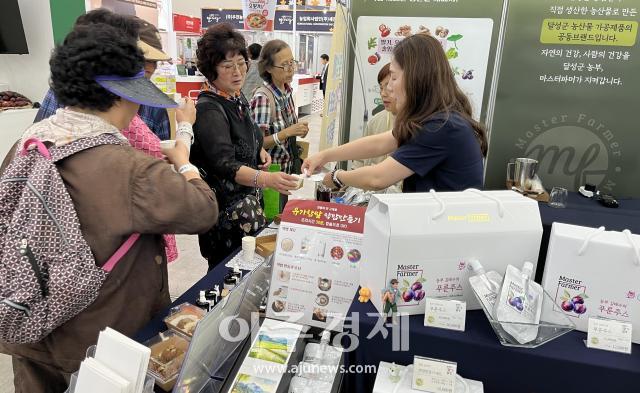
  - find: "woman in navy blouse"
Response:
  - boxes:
[303,34,488,193]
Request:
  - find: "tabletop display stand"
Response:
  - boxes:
[471,286,575,348]
[65,346,155,393]
[171,255,344,393]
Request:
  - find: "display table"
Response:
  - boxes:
[134,259,231,344]
[343,300,640,393]
[135,194,640,392]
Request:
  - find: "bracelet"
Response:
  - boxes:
[176,122,194,142]
[253,170,261,188]
[178,163,199,175]
[331,169,345,189]
[273,132,282,147]
[176,122,194,147]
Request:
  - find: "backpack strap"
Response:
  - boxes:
[254,86,277,123]
[21,138,51,159]
[42,134,139,272]
[102,233,141,272]
[49,134,127,163]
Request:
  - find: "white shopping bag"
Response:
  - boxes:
[361,190,543,315]
[542,223,640,343]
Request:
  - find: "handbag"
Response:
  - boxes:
[223,194,267,235]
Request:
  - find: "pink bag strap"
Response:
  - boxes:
[21,138,51,159]
[102,233,141,272]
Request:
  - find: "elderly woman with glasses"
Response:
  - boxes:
[250,40,309,177]
[191,24,299,270]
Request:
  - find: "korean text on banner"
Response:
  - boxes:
[266,200,366,331]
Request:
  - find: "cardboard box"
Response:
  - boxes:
[360,190,542,315]
[255,234,277,257]
[542,223,640,343]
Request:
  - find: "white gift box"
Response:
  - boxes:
[373,361,484,393]
[541,223,640,343]
[361,190,542,315]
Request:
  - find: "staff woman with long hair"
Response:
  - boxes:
[303,34,488,192]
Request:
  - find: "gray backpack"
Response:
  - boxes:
[0,135,138,344]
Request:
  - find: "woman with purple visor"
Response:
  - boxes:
[0,23,219,392]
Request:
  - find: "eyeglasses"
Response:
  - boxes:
[272,60,299,72]
[218,61,249,73]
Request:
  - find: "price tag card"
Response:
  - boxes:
[412,356,457,393]
[586,317,632,354]
[424,298,467,331]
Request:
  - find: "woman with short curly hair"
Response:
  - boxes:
[191,23,299,270]
[0,23,218,392]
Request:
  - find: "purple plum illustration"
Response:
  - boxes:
[402,290,414,302]
[561,300,575,312]
[509,296,524,311]
[574,303,587,314]
[413,290,425,301]
[411,281,423,291]
[560,290,588,314]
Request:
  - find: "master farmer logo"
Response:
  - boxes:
[515,113,622,193]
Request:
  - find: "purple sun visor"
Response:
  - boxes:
[95,71,178,108]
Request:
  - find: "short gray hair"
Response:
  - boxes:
[258,39,290,82]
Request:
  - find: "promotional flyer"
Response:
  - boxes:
[266,200,365,330]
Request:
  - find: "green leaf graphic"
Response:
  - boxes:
[403,279,411,288]
[581,293,589,299]
[367,37,377,50]
[420,277,427,283]
[447,34,463,50]
[446,48,458,60]
[564,290,571,298]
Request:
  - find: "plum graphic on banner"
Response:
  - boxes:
[350,16,493,140]
[242,0,278,31]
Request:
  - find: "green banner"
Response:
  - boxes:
[344,0,506,144]
[49,0,86,45]
[485,0,640,197]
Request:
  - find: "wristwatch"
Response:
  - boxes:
[331,168,345,189]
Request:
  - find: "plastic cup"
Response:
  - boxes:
[549,187,568,208]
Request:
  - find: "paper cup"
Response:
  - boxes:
[160,140,176,149]
[242,236,256,262]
